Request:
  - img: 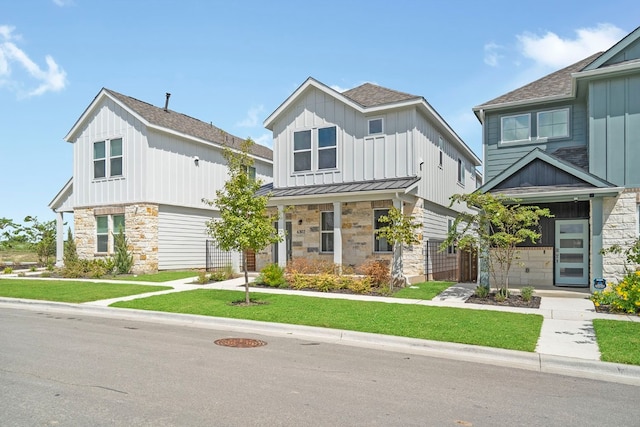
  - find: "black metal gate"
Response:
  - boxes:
[206,240,233,272]
[424,239,477,282]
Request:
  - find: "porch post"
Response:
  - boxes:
[333,202,342,274]
[55,211,64,267]
[591,198,604,292]
[277,205,286,268]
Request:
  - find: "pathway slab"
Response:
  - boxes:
[536,318,600,360]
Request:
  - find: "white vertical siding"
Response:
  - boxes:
[158,205,238,270]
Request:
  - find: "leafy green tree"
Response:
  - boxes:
[22,216,57,266]
[63,228,78,266]
[0,217,25,249]
[375,206,421,290]
[442,193,552,295]
[203,138,281,304]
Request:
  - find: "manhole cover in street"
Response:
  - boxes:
[214,338,267,348]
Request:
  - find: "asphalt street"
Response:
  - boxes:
[1,307,639,427]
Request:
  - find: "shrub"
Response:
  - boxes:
[495,287,510,302]
[3,266,12,274]
[474,285,489,298]
[209,266,233,282]
[591,271,640,314]
[256,263,286,288]
[286,258,337,275]
[357,260,390,287]
[63,228,78,266]
[520,286,535,302]
[196,271,209,284]
[345,276,373,294]
[113,229,133,275]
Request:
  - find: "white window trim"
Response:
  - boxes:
[368,117,384,135]
[373,208,392,253]
[93,137,124,180]
[500,113,531,145]
[536,107,570,141]
[457,158,465,186]
[438,136,444,168]
[292,127,338,174]
[447,218,457,255]
[320,211,334,253]
[95,213,125,254]
[293,130,312,173]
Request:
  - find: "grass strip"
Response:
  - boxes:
[112,289,542,351]
[392,281,454,300]
[0,279,170,303]
[593,319,640,365]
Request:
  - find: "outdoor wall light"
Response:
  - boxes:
[298,219,303,225]
[194,156,199,166]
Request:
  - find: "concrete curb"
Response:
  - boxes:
[2,297,639,386]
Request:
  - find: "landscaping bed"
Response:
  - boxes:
[466,293,541,309]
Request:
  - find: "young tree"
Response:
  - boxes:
[113,228,134,274]
[21,216,57,266]
[375,205,421,290]
[203,138,281,304]
[63,228,78,266]
[442,193,552,295]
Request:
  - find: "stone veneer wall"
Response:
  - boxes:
[601,190,638,284]
[501,247,554,287]
[73,204,159,274]
[255,200,426,281]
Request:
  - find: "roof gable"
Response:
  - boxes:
[480,148,614,194]
[342,83,420,107]
[582,26,640,70]
[65,88,273,161]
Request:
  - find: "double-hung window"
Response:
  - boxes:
[321,211,334,252]
[538,108,569,139]
[96,214,125,253]
[457,158,465,185]
[293,130,312,172]
[374,209,392,252]
[93,138,123,179]
[447,218,457,254]
[293,126,337,172]
[501,114,530,143]
[438,136,444,167]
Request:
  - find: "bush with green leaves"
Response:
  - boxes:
[474,285,490,298]
[520,286,535,302]
[591,271,640,314]
[256,263,286,288]
[113,229,133,275]
[3,266,13,274]
[63,228,78,266]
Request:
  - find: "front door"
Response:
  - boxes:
[554,219,589,287]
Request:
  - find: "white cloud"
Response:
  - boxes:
[483,42,503,67]
[252,133,273,149]
[236,105,264,128]
[330,84,348,93]
[0,25,67,97]
[517,23,626,69]
[53,0,74,6]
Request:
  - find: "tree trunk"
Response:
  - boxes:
[243,251,250,304]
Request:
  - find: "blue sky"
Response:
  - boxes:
[1,0,639,225]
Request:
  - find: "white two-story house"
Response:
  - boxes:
[257,77,482,283]
[49,88,273,274]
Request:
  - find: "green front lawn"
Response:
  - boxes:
[0,279,171,303]
[593,319,640,365]
[393,281,454,300]
[109,271,200,282]
[111,289,543,351]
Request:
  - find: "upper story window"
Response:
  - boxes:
[318,126,337,169]
[457,158,465,185]
[374,209,392,252]
[438,136,444,167]
[368,118,383,135]
[293,127,337,173]
[246,166,257,181]
[501,114,530,143]
[94,138,123,179]
[321,211,334,252]
[538,108,569,139]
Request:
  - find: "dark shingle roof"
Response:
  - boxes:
[342,83,420,107]
[551,145,588,170]
[105,89,273,161]
[256,176,420,198]
[476,52,603,108]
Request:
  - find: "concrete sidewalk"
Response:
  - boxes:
[3,274,640,385]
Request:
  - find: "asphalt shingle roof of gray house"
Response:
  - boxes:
[256,176,420,198]
[105,89,273,161]
[342,83,421,107]
[475,52,603,108]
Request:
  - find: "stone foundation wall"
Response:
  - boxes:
[73,204,159,274]
[601,190,638,284]
[500,246,554,287]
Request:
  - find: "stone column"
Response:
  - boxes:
[333,202,342,274]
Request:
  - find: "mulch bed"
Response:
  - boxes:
[466,293,541,309]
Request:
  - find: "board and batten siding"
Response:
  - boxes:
[483,101,587,182]
[73,98,148,208]
[157,205,235,270]
[589,75,640,186]
[271,87,415,188]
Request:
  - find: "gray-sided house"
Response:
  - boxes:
[473,26,640,291]
[49,89,273,274]
[257,77,482,283]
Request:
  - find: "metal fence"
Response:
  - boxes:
[425,239,459,281]
[205,240,233,272]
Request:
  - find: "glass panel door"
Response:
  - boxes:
[554,219,589,286]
